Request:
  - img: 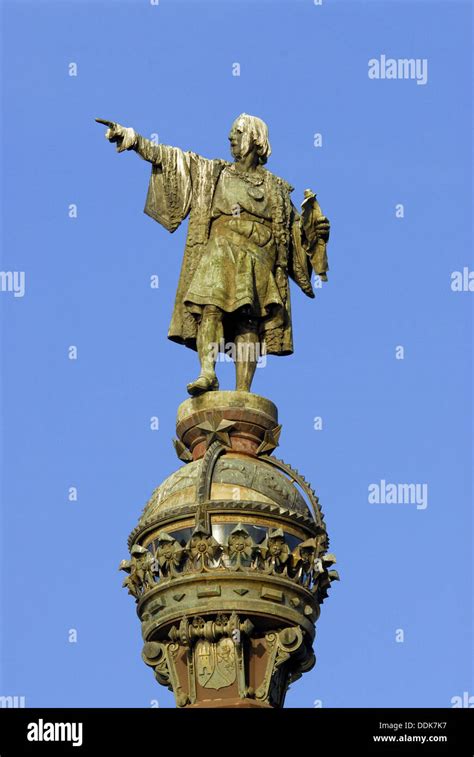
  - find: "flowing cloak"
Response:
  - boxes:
[133,135,328,356]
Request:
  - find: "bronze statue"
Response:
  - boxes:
[96,114,330,396]
[105,113,338,708]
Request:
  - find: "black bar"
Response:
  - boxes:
[0,708,472,755]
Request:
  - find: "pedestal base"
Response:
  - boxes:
[176,391,280,460]
[121,391,338,708]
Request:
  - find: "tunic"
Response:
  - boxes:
[184,165,285,334]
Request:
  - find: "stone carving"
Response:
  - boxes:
[121,524,338,601]
[154,531,183,578]
[196,638,237,690]
[119,545,156,599]
[196,416,236,448]
[185,526,224,572]
[292,538,321,588]
[256,424,282,456]
[225,523,255,570]
[258,527,291,574]
[314,553,340,604]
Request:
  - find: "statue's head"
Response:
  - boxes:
[229,113,271,165]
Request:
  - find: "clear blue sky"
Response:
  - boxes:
[1,0,472,708]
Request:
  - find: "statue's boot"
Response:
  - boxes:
[187,305,223,396]
[187,374,219,396]
[235,325,260,392]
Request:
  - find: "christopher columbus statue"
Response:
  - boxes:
[96,114,330,396]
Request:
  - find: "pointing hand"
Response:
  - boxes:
[95,118,137,152]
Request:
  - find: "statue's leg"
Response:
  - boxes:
[234,316,260,392]
[187,305,223,396]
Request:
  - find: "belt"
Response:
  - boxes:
[212,212,272,230]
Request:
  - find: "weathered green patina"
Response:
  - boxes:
[96,115,336,708]
[96,114,330,395]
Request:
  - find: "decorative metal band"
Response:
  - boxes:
[121,522,338,605]
[128,499,320,551]
[261,455,327,532]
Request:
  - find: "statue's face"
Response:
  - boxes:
[228,119,251,161]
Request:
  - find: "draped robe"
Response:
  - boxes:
[133,135,328,356]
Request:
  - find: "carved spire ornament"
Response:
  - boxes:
[98,113,337,708]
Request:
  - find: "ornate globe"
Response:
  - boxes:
[121,392,338,708]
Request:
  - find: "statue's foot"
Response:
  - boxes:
[187,374,219,397]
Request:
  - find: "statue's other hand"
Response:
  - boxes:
[315,216,330,243]
[95,118,136,152]
[301,190,330,242]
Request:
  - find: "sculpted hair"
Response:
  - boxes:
[235,113,272,165]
